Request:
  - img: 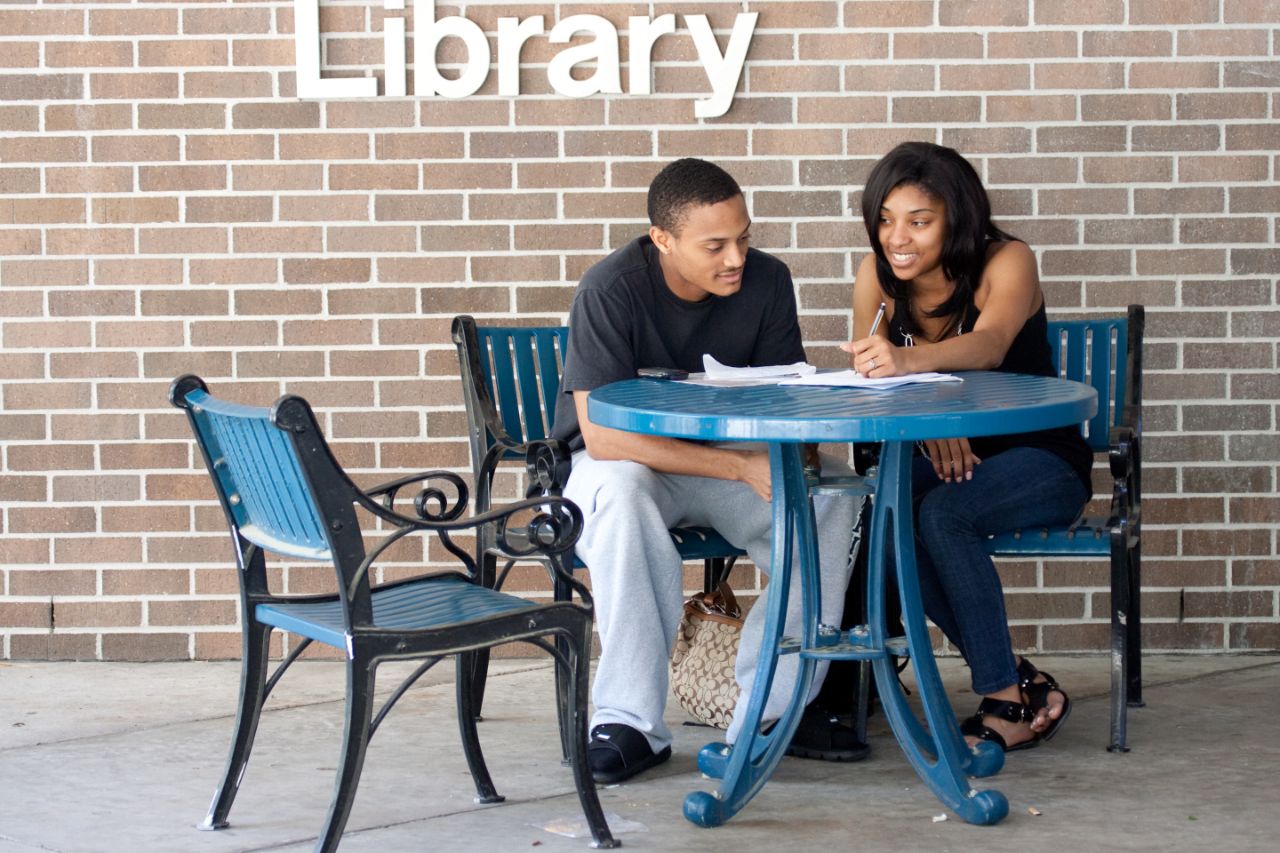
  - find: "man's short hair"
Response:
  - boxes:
[647,158,743,235]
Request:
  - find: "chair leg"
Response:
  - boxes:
[551,571,575,764]
[468,553,499,720]
[1107,531,1132,753]
[1126,540,1144,708]
[565,620,618,849]
[553,636,575,765]
[200,619,273,830]
[457,651,503,804]
[313,652,378,853]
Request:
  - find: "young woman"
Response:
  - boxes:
[842,142,1092,751]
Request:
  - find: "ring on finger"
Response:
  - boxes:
[868,358,876,370]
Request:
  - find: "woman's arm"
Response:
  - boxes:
[845,242,1041,376]
[850,253,890,343]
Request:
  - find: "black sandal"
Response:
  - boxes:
[960,697,1038,752]
[1016,658,1072,744]
[587,723,671,784]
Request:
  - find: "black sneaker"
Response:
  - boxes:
[785,703,870,762]
[587,723,672,784]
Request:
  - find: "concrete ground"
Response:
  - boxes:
[1,653,1277,853]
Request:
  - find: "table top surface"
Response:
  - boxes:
[588,371,1098,443]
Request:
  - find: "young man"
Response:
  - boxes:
[550,158,867,784]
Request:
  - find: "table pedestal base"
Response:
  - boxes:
[682,441,1009,828]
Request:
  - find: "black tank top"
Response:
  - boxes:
[888,300,1094,490]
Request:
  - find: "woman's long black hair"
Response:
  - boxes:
[861,142,1018,339]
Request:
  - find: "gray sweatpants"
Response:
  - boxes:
[563,447,857,752]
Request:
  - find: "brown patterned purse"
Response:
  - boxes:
[669,581,743,729]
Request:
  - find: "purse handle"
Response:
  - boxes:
[687,580,742,621]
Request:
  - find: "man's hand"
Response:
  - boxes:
[735,450,772,501]
[921,437,981,483]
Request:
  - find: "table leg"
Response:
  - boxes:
[684,443,821,827]
[869,440,1008,825]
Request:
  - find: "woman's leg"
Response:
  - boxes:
[913,447,1088,745]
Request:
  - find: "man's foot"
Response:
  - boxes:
[587,723,671,784]
[784,703,870,762]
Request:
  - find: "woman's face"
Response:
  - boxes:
[877,183,947,283]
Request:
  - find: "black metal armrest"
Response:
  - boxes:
[526,438,572,497]
[366,470,464,511]
[1108,423,1136,482]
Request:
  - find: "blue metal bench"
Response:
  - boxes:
[984,305,1145,752]
[170,374,617,852]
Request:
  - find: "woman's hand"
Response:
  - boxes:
[921,437,982,483]
[840,337,913,377]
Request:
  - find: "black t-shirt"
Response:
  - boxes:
[888,300,1095,490]
[551,236,806,451]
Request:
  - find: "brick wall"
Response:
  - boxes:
[2,0,1277,660]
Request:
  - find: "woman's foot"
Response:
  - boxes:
[960,685,1038,751]
[1016,657,1072,741]
[961,659,1072,752]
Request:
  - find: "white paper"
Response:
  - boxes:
[535,811,648,838]
[778,369,963,390]
[701,354,816,379]
[682,372,780,387]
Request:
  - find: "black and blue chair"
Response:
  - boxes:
[984,305,1145,752]
[451,315,746,722]
[170,375,617,852]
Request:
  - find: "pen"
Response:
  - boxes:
[868,302,886,338]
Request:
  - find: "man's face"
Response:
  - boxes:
[650,194,751,302]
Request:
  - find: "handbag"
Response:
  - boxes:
[669,581,743,729]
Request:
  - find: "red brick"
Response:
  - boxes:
[138,38,227,67]
[0,135,85,163]
[186,195,273,223]
[0,73,83,100]
[45,40,134,68]
[1035,0,1124,24]
[187,133,274,161]
[1035,62,1124,90]
[51,166,136,198]
[374,194,462,221]
[91,72,180,100]
[184,71,272,98]
[234,164,323,191]
[183,7,271,35]
[282,258,371,284]
[90,9,178,36]
[234,226,323,254]
[138,226,227,255]
[47,226,136,254]
[0,8,84,35]
[1179,28,1269,56]
[101,633,191,661]
[1130,61,1220,89]
[0,603,52,629]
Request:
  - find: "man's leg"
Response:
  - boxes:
[673,454,858,748]
[563,452,685,756]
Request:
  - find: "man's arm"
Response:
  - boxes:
[574,392,773,500]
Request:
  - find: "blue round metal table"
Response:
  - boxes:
[588,371,1097,828]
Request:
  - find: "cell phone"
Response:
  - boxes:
[637,367,689,380]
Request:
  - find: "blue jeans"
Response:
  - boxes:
[910,446,1089,695]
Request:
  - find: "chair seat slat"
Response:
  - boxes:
[257,576,536,649]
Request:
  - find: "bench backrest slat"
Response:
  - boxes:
[185,388,331,560]
[475,325,569,449]
[1046,315,1129,453]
